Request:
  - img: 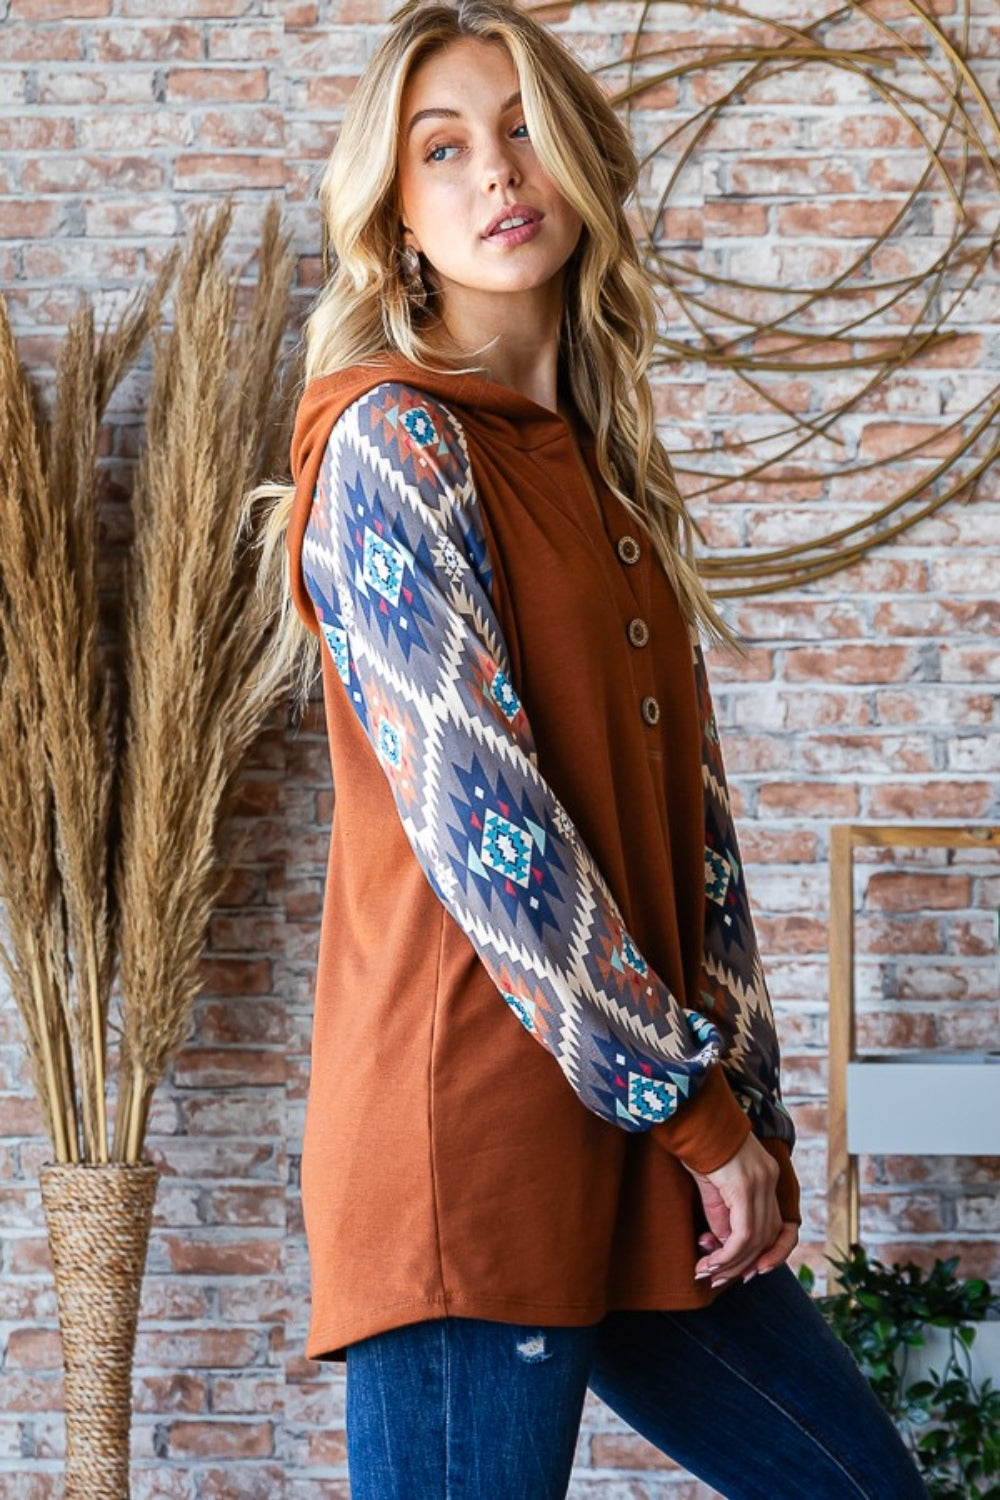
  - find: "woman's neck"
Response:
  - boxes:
[431,282,565,413]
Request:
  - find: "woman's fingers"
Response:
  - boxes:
[689,1135,782,1284]
[747,1220,800,1279]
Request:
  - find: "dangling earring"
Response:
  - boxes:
[399,244,427,310]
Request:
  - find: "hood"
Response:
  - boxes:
[287,354,569,635]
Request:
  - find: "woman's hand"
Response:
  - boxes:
[684,1132,799,1287]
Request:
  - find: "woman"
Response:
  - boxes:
[262,1,930,1494]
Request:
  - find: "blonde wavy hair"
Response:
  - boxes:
[254,0,732,711]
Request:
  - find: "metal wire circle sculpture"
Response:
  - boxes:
[576,0,999,595]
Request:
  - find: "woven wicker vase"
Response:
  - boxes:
[39,1160,160,1500]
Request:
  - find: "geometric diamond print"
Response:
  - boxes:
[446,752,568,938]
[628,1071,678,1122]
[481,808,532,887]
[489,668,521,722]
[401,405,437,447]
[341,468,435,661]
[321,621,350,685]
[362,528,404,605]
[705,844,731,906]
[377,716,403,767]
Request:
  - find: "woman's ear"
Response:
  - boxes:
[401,222,421,254]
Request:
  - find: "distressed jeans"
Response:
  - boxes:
[345,1265,929,1500]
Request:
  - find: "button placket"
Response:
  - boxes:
[614,533,659,724]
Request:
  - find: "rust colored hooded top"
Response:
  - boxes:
[287,356,800,1363]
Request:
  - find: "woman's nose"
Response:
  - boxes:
[481,138,521,191]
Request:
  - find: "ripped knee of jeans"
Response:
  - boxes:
[515,1332,553,1363]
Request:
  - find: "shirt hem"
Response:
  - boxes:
[305,1283,723,1364]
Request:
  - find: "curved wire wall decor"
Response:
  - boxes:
[536,0,999,595]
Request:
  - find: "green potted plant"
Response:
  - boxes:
[800,1244,1000,1499]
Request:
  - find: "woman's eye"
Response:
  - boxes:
[426,143,459,163]
[511,121,529,139]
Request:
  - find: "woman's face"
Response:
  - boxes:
[396,37,583,324]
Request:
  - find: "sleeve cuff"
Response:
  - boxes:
[648,1064,752,1174]
[650,1069,802,1224]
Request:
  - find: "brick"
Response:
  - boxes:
[302,73,364,110]
[861,1193,950,1236]
[174,153,286,190]
[865,871,972,913]
[198,1184,283,1227]
[78,112,192,149]
[782,690,871,730]
[728,601,865,641]
[10,0,107,13]
[775,198,905,238]
[854,1009,938,1050]
[131,1374,210,1414]
[206,23,283,60]
[171,1043,284,1085]
[0,21,85,58]
[881,597,1000,633]
[20,154,166,193]
[939,644,1000,682]
[165,1234,282,1275]
[4,1329,63,1370]
[91,22,204,62]
[165,1420,274,1458]
[218,1277,294,1324]
[801,734,936,775]
[83,196,180,237]
[756,781,861,817]
[947,735,1000,772]
[210,1374,284,1415]
[203,1468,289,1500]
[166,66,268,101]
[782,645,918,684]
[727,157,859,197]
[120,0,253,12]
[873,689,994,727]
[37,66,158,103]
[197,107,285,149]
[178,1095,285,1136]
[126,1468,200,1500]
[135,1329,260,1368]
[703,200,769,236]
[589,1433,681,1471]
[856,915,943,955]
[0,199,67,240]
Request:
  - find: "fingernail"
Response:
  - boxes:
[694,1270,713,1280]
[742,1270,757,1284]
[710,1276,729,1288]
[759,1266,776,1275]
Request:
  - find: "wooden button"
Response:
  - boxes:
[627,618,650,648]
[617,535,641,565]
[641,695,660,726]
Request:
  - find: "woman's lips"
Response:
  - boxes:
[482,207,544,247]
[483,216,543,248]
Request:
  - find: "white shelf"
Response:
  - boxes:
[846,1050,1000,1155]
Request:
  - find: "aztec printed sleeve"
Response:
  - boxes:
[302,382,735,1136]
[692,642,797,1153]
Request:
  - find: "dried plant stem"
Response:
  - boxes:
[28,938,73,1164]
[3,203,295,1166]
[114,201,296,1162]
[0,276,166,1164]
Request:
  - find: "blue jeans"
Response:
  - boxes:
[345,1266,929,1499]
